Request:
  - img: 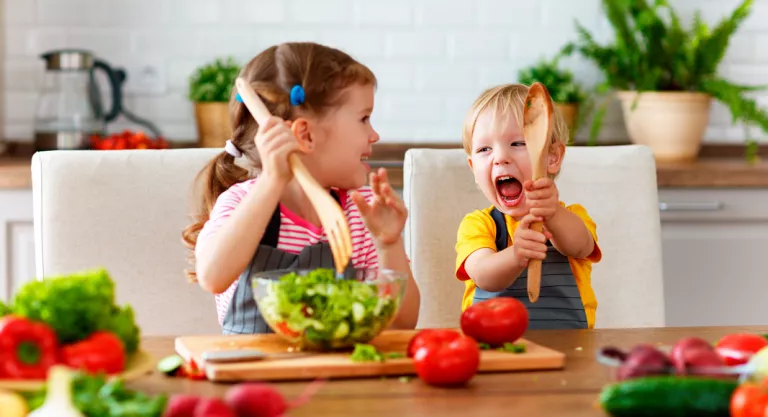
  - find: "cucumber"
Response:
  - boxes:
[599,376,738,417]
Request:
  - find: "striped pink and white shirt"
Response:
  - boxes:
[196,177,379,325]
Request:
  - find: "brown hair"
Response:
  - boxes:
[461,84,569,154]
[181,42,377,281]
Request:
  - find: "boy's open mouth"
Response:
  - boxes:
[496,175,523,207]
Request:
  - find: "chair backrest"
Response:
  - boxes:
[32,148,226,336]
[403,145,665,329]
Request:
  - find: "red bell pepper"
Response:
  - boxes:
[61,331,126,375]
[0,316,60,379]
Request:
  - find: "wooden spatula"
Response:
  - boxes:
[523,82,554,303]
[235,77,352,274]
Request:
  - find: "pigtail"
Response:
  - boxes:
[182,151,250,282]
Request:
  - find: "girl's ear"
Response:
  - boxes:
[291,118,313,153]
[546,142,565,176]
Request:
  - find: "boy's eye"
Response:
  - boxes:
[361,115,370,123]
[475,146,490,153]
[511,141,526,147]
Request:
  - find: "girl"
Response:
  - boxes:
[182,42,420,334]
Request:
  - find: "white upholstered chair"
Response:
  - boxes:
[32,148,225,336]
[403,145,665,330]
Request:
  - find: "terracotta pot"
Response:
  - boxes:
[554,103,578,137]
[616,91,712,162]
[194,102,232,148]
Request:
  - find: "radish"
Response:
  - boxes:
[164,395,201,417]
[193,398,236,417]
[225,379,325,417]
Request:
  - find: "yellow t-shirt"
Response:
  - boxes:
[454,203,602,328]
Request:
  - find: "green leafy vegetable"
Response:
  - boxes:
[188,57,241,102]
[257,268,400,350]
[351,344,384,362]
[479,342,526,353]
[562,0,766,161]
[23,372,167,417]
[11,268,140,353]
[0,300,10,317]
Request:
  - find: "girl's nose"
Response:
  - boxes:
[369,130,380,144]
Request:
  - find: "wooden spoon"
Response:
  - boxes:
[522,82,554,303]
[235,78,352,274]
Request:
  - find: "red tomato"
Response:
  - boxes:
[460,297,528,346]
[412,332,480,387]
[731,383,768,417]
[715,333,768,366]
[406,329,462,358]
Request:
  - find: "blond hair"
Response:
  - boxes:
[461,84,569,155]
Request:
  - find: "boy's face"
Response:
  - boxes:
[467,109,563,219]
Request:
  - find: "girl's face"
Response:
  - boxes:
[303,83,379,190]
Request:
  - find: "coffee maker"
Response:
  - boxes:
[33,49,161,151]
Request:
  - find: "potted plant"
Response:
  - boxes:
[188,57,241,148]
[517,57,588,144]
[563,0,767,162]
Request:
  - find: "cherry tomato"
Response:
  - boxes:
[412,331,480,387]
[406,329,463,358]
[460,297,528,346]
[731,382,768,417]
[716,333,768,366]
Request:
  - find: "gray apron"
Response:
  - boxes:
[221,192,354,335]
[472,208,588,330]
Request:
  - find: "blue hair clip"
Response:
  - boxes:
[235,93,243,103]
[290,85,305,106]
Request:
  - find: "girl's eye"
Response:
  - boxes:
[361,115,370,123]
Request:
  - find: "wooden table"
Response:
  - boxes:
[127,326,768,416]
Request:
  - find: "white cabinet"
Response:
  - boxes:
[659,188,768,327]
[0,189,34,303]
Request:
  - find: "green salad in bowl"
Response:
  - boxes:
[252,268,405,351]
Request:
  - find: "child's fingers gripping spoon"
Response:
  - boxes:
[522,82,554,303]
[234,77,353,274]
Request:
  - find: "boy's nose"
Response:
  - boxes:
[493,149,511,165]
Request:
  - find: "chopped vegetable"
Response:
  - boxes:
[351,344,384,362]
[257,268,399,350]
[24,371,168,417]
[11,268,140,353]
[61,331,126,375]
[478,341,526,353]
[0,316,60,379]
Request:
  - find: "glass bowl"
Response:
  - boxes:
[596,345,754,383]
[251,267,406,351]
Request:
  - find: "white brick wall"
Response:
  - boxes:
[3,0,768,145]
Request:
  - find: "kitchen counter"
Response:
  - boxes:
[2,142,768,189]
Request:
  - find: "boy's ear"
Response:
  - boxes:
[467,156,473,170]
[291,118,313,153]
[546,142,566,176]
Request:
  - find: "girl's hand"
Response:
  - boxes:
[254,116,303,183]
[351,168,408,248]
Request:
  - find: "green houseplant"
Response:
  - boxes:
[517,57,589,143]
[562,0,766,162]
[188,57,241,148]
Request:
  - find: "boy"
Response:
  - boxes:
[455,84,602,329]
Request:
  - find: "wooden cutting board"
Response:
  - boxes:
[175,330,565,382]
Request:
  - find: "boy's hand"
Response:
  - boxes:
[351,168,408,248]
[511,214,552,267]
[524,178,560,222]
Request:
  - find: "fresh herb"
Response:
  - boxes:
[257,268,399,350]
[23,372,168,417]
[11,268,140,353]
[350,344,405,362]
[478,342,526,353]
[398,376,412,383]
[561,0,766,161]
[517,57,587,105]
[188,57,241,103]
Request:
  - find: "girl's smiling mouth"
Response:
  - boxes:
[495,175,524,207]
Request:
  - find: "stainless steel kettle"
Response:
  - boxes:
[33,49,161,151]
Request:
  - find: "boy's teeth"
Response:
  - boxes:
[497,176,512,182]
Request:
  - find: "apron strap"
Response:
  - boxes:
[490,208,509,251]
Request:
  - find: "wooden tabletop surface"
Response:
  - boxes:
[126,325,768,416]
